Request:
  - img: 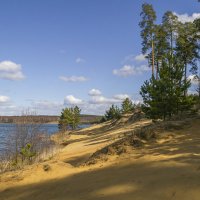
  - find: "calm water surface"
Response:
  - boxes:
[0,123,90,152]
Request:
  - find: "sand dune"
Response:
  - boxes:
[1,118,200,200]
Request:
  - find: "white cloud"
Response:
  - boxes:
[113,65,134,77]
[123,54,147,64]
[188,74,199,85]
[0,96,10,105]
[27,98,106,115]
[89,94,139,108]
[174,12,200,23]
[64,95,84,105]
[113,65,150,77]
[88,89,102,96]
[76,57,85,64]
[0,61,25,80]
[113,94,130,100]
[0,96,10,103]
[59,76,88,82]
[188,90,197,95]
[0,96,20,115]
[0,94,141,116]
[90,96,120,105]
[134,54,146,62]
[32,98,112,115]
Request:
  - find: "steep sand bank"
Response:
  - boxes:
[0,117,200,200]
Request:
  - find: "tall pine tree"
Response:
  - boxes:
[139,3,157,77]
[139,5,197,120]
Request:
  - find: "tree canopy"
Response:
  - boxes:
[139,3,200,120]
[101,98,136,122]
[58,106,81,131]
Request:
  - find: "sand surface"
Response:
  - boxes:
[0,118,200,200]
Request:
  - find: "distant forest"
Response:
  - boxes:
[0,115,102,124]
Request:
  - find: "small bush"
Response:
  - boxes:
[43,164,51,171]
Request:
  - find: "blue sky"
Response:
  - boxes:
[0,0,199,115]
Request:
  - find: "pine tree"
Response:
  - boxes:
[139,3,157,77]
[104,105,121,121]
[72,106,81,130]
[193,18,200,98]
[162,11,180,89]
[139,5,198,120]
[58,109,68,131]
[121,98,134,114]
[58,106,81,131]
[154,24,168,79]
[140,57,191,120]
[176,21,199,95]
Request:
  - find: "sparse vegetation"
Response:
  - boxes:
[43,164,51,171]
[0,111,56,173]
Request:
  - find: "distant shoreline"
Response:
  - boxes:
[0,121,97,125]
[0,115,102,124]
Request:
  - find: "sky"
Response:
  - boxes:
[0,0,199,116]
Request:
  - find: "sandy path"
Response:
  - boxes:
[0,119,200,200]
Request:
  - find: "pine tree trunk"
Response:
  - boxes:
[170,31,173,81]
[184,63,187,97]
[156,60,159,80]
[151,39,155,77]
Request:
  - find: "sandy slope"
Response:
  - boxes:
[0,118,200,200]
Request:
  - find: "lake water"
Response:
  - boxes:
[0,123,90,153]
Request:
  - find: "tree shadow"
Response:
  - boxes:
[1,159,200,200]
[144,125,200,166]
[63,153,92,166]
